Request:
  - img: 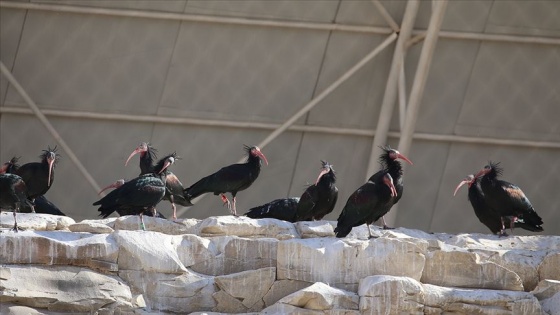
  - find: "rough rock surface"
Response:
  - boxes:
[1,213,558,314]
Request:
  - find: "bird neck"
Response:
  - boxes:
[385,160,403,179]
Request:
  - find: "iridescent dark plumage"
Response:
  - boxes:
[244,197,300,222]
[0,173,32,231]
[335,171,397,238]
[94,153,176,229]
[184,145,268,216]
[14,147,59,206]
[294,161,338,221]
[476,162,543,235]
[365,146,413,228]
[126,142,192,219]
[2,155,66,216]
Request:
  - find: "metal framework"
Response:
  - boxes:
[1,0,559,220]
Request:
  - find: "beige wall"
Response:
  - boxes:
[1,1,559,235]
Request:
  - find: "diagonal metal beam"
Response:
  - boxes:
[0,61,102,193]
[371,0,400,32]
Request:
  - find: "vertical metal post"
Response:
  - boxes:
[366,0,420,178]
[384,0,448,226]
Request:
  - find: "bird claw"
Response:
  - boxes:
[498,231,509,237]
[11,225,22,232]
[382,225,395,230]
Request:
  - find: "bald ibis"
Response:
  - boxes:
[244,197,300,222]
[367,146,413,229]
[13,147,59,212]
[184,145,268,216]
[0,173,33,232]
[475,162,543,235]
[335,172,397,238]
[294,161,338,221]
[2,155,66,216]
[126,142,192,220]
[94,153,176,230]
[97,179,167,219]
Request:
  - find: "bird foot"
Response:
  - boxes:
[11,224,22,232]
[498,230,509,238]
[382,225,395,230]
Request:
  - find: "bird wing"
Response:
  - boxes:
[295,185,318,221]
[186,163,251,199]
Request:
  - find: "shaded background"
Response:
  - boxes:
[1,0,559,235]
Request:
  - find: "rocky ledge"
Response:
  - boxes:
[0,212,559,315]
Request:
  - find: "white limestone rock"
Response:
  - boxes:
[68,221,114,234]
[277,237,427,291]
[358,275,424,314]
[215,267,276,309]
[277,282,359,311]
[423,283,542,314]
[539,252,560,281]
[0,230,118,272]
[199,216,298,240]
[0,212,75,231]
[480,248,546,291]
[0,265,132,313]
[296,221,335,238]
[112,215,200,235]
[263,280,312,307]
[421,249,524,291]
[113,230,186,273]
[531,279,560,315]
[118,270,216,313]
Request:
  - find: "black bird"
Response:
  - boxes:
[367,146,413,229]
[475,162,543,235]
[0,173,33,232]
[454,174,507,235]
[244,197,300,222]
[1,156,66,216]
[294,161,338,221]
[97,179,167,219]
[93,153,176,230]
[14,147,59,212]
[184,145,268,216]
[335,172,397,238]
[126,142,192,220]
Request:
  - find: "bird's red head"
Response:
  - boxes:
[383,173,397,197]
[249,146,268,166]
[125,142,149,166]
[453,174,475,196]
[315,160,333,185]
[474,162,501,180]
[42,147,58,187]
[388,149,413,165]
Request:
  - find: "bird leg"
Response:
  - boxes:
[381,216,394,230]
[169,195,177,220]
[30,199,36,213]
[220,194,232,211]
[367,224,374,239]
[139,213,146,231]
[12,208,21,232]
[232,197,238,216]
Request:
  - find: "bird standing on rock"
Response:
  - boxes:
[93,153,177,230]
[335,171,397,238]
[0,173,33,232]
[294,161,338,221]
[125,142,192,220]
[184,145,268,216]
[474,162,543,236]
[1,156,65,216]
[367,146,413,229]
[13,147,59,213]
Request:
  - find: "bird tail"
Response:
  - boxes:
[334,226,352,238]
[96,206,115,219]
[244,198,299,222]
[516,208,544,232]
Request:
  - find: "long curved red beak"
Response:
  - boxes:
[47,158,55,187]
[98,179,125,195]
[397,153,413,165]
[453,180,469,196]
[256,151,268,166]
[158,160,173,175]
[125,147,143,166]
[315,169,329,185]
